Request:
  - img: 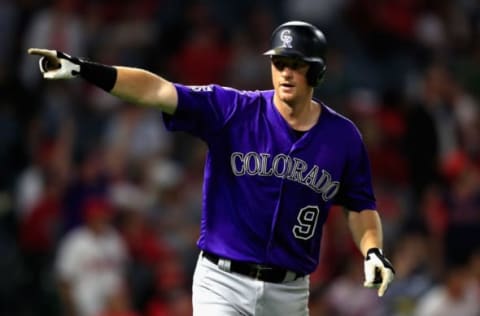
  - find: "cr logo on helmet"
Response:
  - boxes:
[280,30,293,48]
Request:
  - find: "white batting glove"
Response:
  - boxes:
[27,48,81,79]
[363,248,395,297]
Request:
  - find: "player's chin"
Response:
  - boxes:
[281,93,300,105]
[277,89,296,102]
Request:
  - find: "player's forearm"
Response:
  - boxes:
[111,66,178,114]
[347,209,383,256]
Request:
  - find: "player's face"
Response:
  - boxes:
[271,56,310,105]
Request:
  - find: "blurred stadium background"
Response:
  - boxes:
[1,0,480,315]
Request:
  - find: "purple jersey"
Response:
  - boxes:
[163,84,376,274]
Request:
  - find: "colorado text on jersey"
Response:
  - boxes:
[230,151,340,201]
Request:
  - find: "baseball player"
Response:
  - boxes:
[28,20,394,316]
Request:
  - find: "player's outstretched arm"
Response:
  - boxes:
[111,66,178,114]
[27,48,178,114]
[346,209,395,297]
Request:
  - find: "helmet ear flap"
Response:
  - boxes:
[307,60,326,86]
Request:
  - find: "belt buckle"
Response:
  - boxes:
[253,264,273,280]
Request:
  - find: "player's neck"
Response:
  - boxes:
[274,95,321,131]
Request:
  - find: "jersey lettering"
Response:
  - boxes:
[230,152,340,201]
[286,158,308,182]
[188,85,213,92]
[272,153,292,177]
[244,152,261,175]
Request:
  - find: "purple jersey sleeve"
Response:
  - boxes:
[163,84,241,141]
[333,122,377,211]
[163,83,377,274]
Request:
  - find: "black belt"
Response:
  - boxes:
[202,251,305,283]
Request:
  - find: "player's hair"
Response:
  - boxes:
[264,21,327,86]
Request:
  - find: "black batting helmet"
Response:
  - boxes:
[264,21,327,86]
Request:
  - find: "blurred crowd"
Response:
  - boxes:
[1,0,480,315]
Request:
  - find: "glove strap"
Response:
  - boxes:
[366,248,396,273]
[79,60,117,92]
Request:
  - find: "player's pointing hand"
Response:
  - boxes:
[363,248,395,297]
[28,48,81,79]
[28,48,117,92]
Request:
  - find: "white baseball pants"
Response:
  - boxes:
[192,252,310,316]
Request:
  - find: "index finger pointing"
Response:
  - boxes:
[27,48,57,58]
[378,280,387,297]
[377,269,394,297]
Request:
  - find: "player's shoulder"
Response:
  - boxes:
[320,102,363,138]
[320,102,351,124]
[177,83,269,105]
[218,85,273,101]
[213,85,273,107]
[179,83,265,97]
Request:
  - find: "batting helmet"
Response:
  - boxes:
[264,21,327,86]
